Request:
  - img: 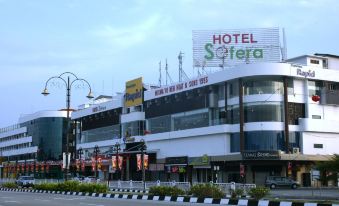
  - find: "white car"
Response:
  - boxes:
[16,176,35,187]
[83,176,99,183]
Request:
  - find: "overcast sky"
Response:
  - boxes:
[0,0,338,127]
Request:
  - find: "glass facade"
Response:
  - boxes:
[20,117,67,160]
[227,102,283,124]
[146,108,226,134]
[147,115,171,134]
[122,121,145,137]
[80,124,120,144]
[243,78,284,95]
[173,109,209,131]
[230,132,301,152]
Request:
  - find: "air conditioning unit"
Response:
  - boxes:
[292,147,300,154]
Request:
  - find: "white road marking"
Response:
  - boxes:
[53,197,87,201]
[34,199,51,202]
[79,203,104,206]
[4,200,21,203]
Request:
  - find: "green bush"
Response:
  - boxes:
[57,181,80,192]
[34,183,58,191]
[231,188,244,198]
[33,181,108,194]
[149,186,186,197]
[248,187,270,200]
[93,183,108,193]
[2,182,17,188]
[189,183,224,199]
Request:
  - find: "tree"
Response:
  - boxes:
[317,154,339,172]
[316,154,339,185]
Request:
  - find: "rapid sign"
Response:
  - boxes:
[193,27,281,67]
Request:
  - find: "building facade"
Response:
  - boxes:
[0,110,68,179]
[72,54,339,186]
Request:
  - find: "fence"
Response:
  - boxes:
[108,180,191,191]
[211,182,256,195]
[108,180,255,193]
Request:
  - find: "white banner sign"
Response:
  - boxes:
[193,27,281,67]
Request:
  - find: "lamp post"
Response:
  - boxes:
[41,72,94,181]
[113,142,121,180]
[77,147,83,176]
[94,145,100,179]
[139,139,147,191]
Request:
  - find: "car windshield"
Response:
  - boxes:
[21,177,34,180]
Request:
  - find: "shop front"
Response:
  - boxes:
[189,154,211,183]
[165,156,188,182]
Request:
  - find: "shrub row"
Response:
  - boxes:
[1,182,18,189]
[33,181,108,193]
[3,181,268,200]
[149,184,270,200]
[149,186,186,197]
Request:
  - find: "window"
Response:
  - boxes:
[310,59,319,64]
[314,144,323,149]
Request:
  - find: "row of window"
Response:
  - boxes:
[0,142,31,153]
[0,133,26,143]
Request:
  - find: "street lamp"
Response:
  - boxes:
[94,145,100,179]
[139,139,147,191]
[41,72,94,181]
[113,142,121,180]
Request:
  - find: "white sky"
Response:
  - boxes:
[0,0,339,127]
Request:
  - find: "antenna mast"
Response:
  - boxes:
[178,51,189,82]
[158,61,162,86]
[165,59,173,85]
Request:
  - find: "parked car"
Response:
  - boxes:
[15,176,35,187]
[265,176,300,189]
[83,176,99,183]
[72,176,85,182]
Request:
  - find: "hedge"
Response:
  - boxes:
[33,181,108,193]
[149,186,186,197]
[189,183,225,199]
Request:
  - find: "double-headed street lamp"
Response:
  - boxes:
[41,72,94,180]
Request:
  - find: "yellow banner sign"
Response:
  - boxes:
[125,77,143,107]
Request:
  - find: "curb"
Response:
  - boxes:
[0,188,337,206]
[109,188,149,194]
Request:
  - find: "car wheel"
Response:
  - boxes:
[270,184,276,189]
[291,184,297,189]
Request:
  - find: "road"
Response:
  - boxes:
[0,191,207,206]
[269,189,339,200]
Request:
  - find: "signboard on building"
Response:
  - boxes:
[188,154,210,166]
[125,77,143,107]
[193,27,280,67]
[242,151,280,160]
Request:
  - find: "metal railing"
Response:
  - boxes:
[212,182,256,195]
[108,180,255,194]
[108,180,191,191]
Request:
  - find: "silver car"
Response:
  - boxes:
[15,176,35,187]
[265,176,300,189]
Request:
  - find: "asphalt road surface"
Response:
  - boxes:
[269,189,339,200]
[0,191,207,206]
